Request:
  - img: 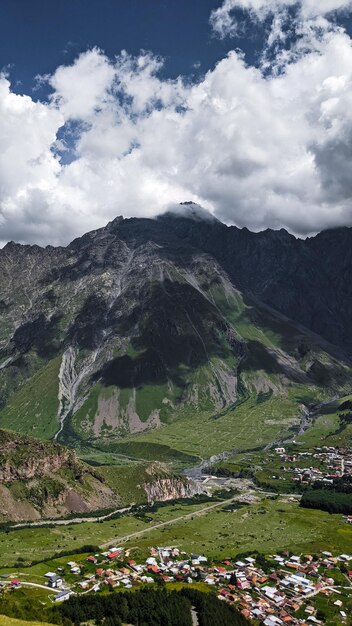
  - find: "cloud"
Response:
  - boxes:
[210,0,352,39]
[2,25,352,244]
[49,47,116,120]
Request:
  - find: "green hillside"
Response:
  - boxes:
[85,283,352,460]
[0,276,350,464]
[0,356,61,440]
[298,395,352,447]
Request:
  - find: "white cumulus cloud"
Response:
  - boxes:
[210,0,352,38]
[2,25,352,244]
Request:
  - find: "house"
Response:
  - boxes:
[339,554,351,562]
[140,575,154,583]
[55,590,72,602]
[79,580,90,589]
[290,556,301,563]
[286,562,299,570]
[237,579,250,590]
[264,619,283,626]
[105,577,119,588]
[191,554,207,563]
[87,556,97,564]
[47,575,63,589]
[10,580,21,588]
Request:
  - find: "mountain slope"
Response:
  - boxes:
[0,206,351,457]
[0,429,121,521]
[0,429,201,522]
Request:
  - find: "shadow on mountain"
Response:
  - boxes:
[94,280,244,390]
[69,294,110,350]
[10,312,64,358]
[240,340,282,374]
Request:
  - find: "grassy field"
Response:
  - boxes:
[124,393,301,458]
[119,375,350,460]
[100,441,199,466]
[0,356,61,440]
[0,497,351,570]
[99,462,158,504]
[299,394,352,447]
[0,500,220,568]
[118,498,352,561]
[0,617,54,626]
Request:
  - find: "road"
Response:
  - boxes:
[2,581,61,593]
[10,489,300,532]
[101,496,240,548]
[12,505,134,529]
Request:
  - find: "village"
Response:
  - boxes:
[271,446,352,487]
[1,542,351,625]
[0,444,351,624]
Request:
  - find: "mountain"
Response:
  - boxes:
[0,428,202,522]
[0,203,351,460]
[0,429,121,522]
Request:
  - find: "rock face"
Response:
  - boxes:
[144,476,206,504]
[163,216,352,354]
[0,451,75,483]
[0,205,351,445]
[0,431,77,482]
[0,429,121,521]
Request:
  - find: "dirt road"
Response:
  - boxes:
[12,505,134,529]
[101,496,239,548]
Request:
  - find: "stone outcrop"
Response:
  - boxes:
[0,429,121,521]
[0,432,78,483]
[144,476,206,504]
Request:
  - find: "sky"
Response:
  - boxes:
[1,0,352,245]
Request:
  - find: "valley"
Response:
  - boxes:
[0,484,351,625]
[0,211,352,624]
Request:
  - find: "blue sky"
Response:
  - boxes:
[1,0,264,94]
[1,0,352,245]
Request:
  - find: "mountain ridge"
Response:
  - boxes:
[0,206,351,457]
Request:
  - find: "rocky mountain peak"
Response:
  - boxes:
[0,213,352,452]
[160,201,220,224]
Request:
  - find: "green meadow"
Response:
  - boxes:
[0,356,61,440]
[124,394,301,458]
[0,497,351,571]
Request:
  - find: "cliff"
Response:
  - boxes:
[144,476,206,504]
[0,430,121,522]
